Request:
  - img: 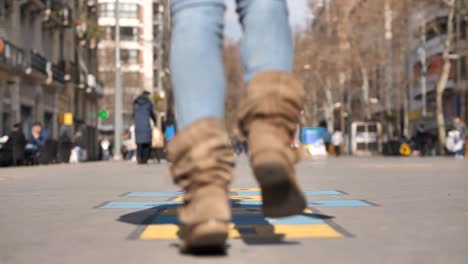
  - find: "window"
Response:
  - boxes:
[153,50,158,62]
[120,27,138,41]
[461,19,467,40]
[425,17,449,41]
[99,3,138,19]
[2,112,11,135]
[110,27,138,41]
[120,3,138,19]
[20,106,32,139]
[99,3,114,18]
[121,49,139,65]
[44,112,53,137]
[458,56,467,81]
[122,72,142,87]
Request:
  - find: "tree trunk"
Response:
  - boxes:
[312,85,318,126]
[384,0,394,138]
[361,67,371,120]
[403,85,410,139]
[436,0,456,153]
[325,80,334,132]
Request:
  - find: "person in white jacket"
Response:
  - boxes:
[332,130,344,156]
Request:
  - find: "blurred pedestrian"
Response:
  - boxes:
[332,129,343,156]
[163,111,176,144]
[123,129,136,160]
[71,130,87,163]
[133,90,157,164]
[29,122,48,147]
[167,0,306,251]
[0,123,26,166]
[25,122,48,163]
[99,136,112,161]
[415,124,430,156]
[57,127,72,163]
[453,116,467,158]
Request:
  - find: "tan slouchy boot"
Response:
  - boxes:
[167,118,234,251]
[239,71,306,218]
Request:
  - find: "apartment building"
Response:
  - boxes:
[97,0,170,130]
[408,4,468,131]
[0,0,103,159]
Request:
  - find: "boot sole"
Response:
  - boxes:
[183,221,228,252]
[253,158,307,218]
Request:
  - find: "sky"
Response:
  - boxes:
[224,0,311,40]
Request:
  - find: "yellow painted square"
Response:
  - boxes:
[230,195,262,201]
[140,224,180,240]
[139,223,342,240]
[272,224,342,238]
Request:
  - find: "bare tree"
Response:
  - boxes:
[435,0,457,151]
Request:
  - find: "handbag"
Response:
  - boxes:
[152,127,164,148]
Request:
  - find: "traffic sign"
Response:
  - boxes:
[99,109,109,120]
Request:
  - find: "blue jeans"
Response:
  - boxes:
[170,0,293,128]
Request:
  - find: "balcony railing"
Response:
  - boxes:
[65,62,80,85]
[0,38,27,72]
[52,63,65,83]
[29,51,48,76]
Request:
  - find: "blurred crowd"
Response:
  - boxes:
[0,122,87,167]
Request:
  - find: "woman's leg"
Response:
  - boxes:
[168,0,234,251]
[236,0,293,81]
[170,0,226,129]
[136,144,143,163]
[236,0,306,217]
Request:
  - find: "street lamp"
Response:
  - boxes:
[114,0,123,160]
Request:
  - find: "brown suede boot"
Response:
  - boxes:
[238,71,307,218]
[167,118,234,251]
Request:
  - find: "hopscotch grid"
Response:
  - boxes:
[99,189,374,240]
[308,207,355,238]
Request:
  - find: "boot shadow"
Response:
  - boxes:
[117,203,333,249]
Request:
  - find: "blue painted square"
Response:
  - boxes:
[100,201,182,209]
[233,200,371,207]
[303,190,343,196]
[236,227,257,234]
[150,211,325,225]
[308,200,371,207]
[152,215,180,224]
[100,199,371,209]
[126,192,182,197]
[126,190,344,197]
[268,215,324,225]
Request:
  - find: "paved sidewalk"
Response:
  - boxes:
[0,157,467,263]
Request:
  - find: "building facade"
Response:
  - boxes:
[97,0,170,130]
[407,4,468,133]
[0,0,103,160]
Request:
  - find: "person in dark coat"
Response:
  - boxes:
[57,127,73,163]
[0,123,27,166]
[133,90,157,164]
